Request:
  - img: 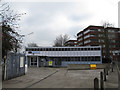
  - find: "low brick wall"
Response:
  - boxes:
[96,64,108,69]
[67,64,109,70]
[68,64,90,70]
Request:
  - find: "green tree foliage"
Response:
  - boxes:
[0,3,25,58]
[101,22,114,63]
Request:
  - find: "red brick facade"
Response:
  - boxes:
[77,25,120,62]
[65,40,77,46]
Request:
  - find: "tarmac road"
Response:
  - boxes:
[3,67,118,88]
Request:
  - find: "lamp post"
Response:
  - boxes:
[21,32,34,73]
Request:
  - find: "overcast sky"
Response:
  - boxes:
[2,0,120,47]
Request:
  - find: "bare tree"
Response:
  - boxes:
[0,3,26,57]
[28,43,38,47]
[101,22,114,63]
[53,34,70,47]
[0,2,26,80]
[102,21,114,28]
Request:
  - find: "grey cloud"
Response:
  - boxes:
[67,26,83,37]
[11,2,92,46]
[69,14,92,22]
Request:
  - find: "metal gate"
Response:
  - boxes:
[4,52,25,80]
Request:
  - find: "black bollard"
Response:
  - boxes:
[111,63,114,72]
[100,72,104,90]
[111,67,113,72]
[104,68,106,81]
[94,78,99,90]
[106,68,108,75]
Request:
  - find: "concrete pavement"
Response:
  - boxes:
[2,67,58,88]
[104,66,118,89]
[25,69,103,88]
[2,67,119,89]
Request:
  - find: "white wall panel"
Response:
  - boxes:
[26,51,101,57]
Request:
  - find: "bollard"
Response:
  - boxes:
[111,63,114,72]
[106,68,108,75]
[104,69,106,81]
[94,78,99,90]
[111,67,113,72]
[100,72,104,90]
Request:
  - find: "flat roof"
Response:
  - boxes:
[77,25,120,36]
[26,46,101,49]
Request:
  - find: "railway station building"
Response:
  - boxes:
[25,46,102,67]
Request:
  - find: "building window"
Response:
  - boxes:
[78,42,83,45]
[88,48,90,50]
[90,29,98,31]
[78,37,83,41]
[26,48,28,51]
[78,33,83,38]
[98,29,101,32]
[84,48,87,51]
[90,34,95,37]
[84,35,90,39]
[84,29,90,34]
[108,29,115,33]
[84,40,90,44]
[28,51,32,54]
[90,39,98,42]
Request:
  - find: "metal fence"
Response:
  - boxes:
[3,52,26,80]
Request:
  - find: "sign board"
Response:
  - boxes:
[90,64,96,69]
[20,57,24,68]
[49,61,52,66]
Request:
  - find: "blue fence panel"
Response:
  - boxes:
[5,53,25,80]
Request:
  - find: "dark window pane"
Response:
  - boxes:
[26,48,28,51]
[34,63,37,65]
[78,48,81,51]
[91,48,94,50]
[46,48,48,51]
[88,48,90,50]
[68,48,70,51]
[28,51,32,54]
[98,48,100,50]
[84,48,87,51]
[81,48,83,51]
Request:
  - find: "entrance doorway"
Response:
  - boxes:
[30,57,38,67]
